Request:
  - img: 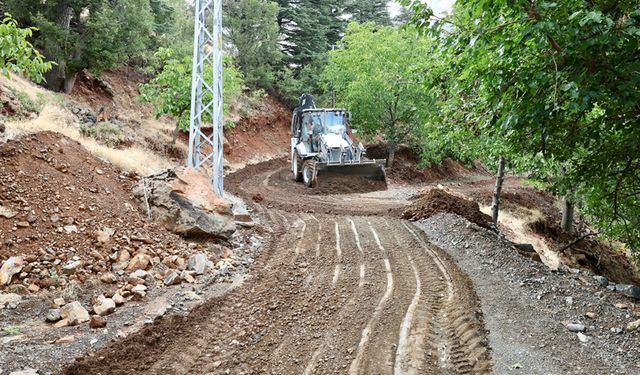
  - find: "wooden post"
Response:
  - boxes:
[491,156,506,227]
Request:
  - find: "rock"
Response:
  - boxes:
[100,273,117,284]
[53,298,66,307]
[53,319,69,328]
[62,260,83,275]
[585,312,596,319]
[565,296,573,306]
[16,221,30,228]
[567,323,586,332]
[55,335,75,344]
[89,315,107,329]
[223,247,234,259]
[577,332,588,343]
[0,205,17,219]
[95,227,115,243]
[615,284,640,300]
[27,283,40,293]
[180,271,195,283]
[0,293,22,308]
[144,297,170,318]
[112,249,131,271]
[112,292,125,306]
[63,225,78,234]
[46,309,62,323]
[127,276,146,286]
[131,270,148,279]
[610,327,624,334]
[133,168,236,240]
[125,253,151,272]
[131,284,147,293]
[593,275,609,287]
[626,319,640,332]
[93,295,116,316]
[60,302,90,326]
[187,253,208,275]
[163,270,180,286]
[0,256,25,285]
[9,368,38,375]
[184,291,202,301]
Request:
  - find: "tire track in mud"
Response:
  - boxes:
[399,220,492,374]
[63,160,491,375]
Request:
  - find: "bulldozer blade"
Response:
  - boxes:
[317,161,387,182]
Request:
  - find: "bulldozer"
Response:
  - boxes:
[290,94,386,187]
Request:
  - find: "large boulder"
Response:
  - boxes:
[134,168,236,241]
[0,256,25,285]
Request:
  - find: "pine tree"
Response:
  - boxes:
[345,0,391,25]
[224,0,282,89]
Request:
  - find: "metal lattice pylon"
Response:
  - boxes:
[188,0,224,195]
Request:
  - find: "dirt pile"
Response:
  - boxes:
[0,131,222,292]
[366,145,486,184]
[270,167,387,195]
[400,189,493,228]
[529,216,640,285]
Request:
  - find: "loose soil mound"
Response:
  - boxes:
[270,166,387,195]
[0,131,184,288]
[400,189,492,228]
[454,178,640,285]
[529,216,640,285]
[366,145,486,184]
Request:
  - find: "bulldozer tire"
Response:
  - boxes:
[292,151,303,182]
[302,160,318,188]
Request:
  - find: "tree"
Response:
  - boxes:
[0,14,54,82]
[5,0,155,92]
[276,0,346,68]
[138,48,245,141]
[345,0,390,25]
[403,0,640,258]
[321,22,431,167]
[223,0,282,89]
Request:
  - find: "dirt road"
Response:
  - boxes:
[64,162,491,374]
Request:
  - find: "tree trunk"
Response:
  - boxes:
[491,156,506,227]
[42,6,74,92]
[386,143,397,168]
[561,198,574,234]
[63,72,77,94]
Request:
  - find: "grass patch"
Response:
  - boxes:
[81,121,125,147]
[2,325,22,336]
[7,104,176,175]
[7,86,46,115]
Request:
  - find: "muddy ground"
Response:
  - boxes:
[56,159,639,375]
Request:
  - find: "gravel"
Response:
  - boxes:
[416,213,640,375]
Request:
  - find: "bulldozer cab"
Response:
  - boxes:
[299,110,349,152]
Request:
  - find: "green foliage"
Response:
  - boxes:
[139,48,245,131]
[2,325,22,336]
[321,23,431,158]
[403,0,640,257]
[7,87,46,115]
[5,0,159,90]
[345,0,391,25]
[0,14,53,82]
[81,121,125,147]
[224,0,282,89]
